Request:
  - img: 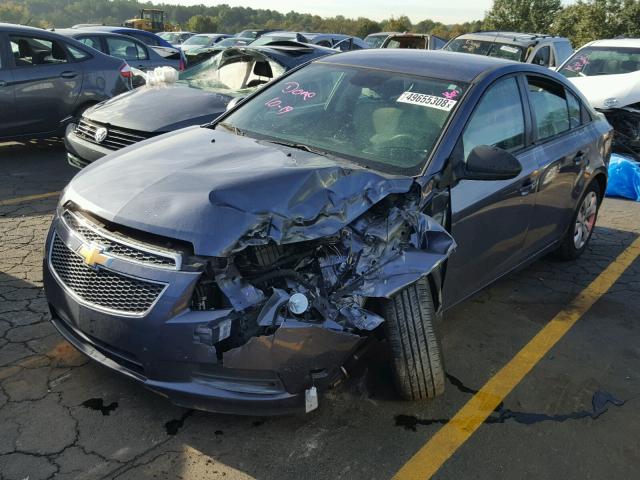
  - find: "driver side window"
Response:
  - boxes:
[462,76,525,160]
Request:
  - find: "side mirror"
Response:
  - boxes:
[226,96,245,111]
[461,145,522,181]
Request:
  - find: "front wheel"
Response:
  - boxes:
[555,182,602,260]
[384,277,445,400]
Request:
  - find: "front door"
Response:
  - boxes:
[443,75,540,308]
[9,33,82,136]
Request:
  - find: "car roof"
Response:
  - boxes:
[317,49,516,83]
[454,31,567,46]
[0,22,57,35]
[366,32,400,37]
[587,38,640,48]
[54,28,141,41]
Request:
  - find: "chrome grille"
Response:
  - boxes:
[62,211,177,269]
[74,118,155,151]
[50,235,165,315]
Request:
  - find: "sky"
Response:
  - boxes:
[171,0,496,24]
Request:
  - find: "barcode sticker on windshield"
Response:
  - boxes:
[499,45,519,54]
[397,92,457,111]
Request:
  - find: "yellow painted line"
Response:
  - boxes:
[393,236,640,480]
[0,191,60,206]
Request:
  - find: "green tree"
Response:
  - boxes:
[186,14,219,33]
[382,15,412,32]
[484,0,562,33]
[0,1,33,25]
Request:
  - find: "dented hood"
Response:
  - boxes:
[63,127,414,256]
[569,71,640,109]
[85,84,232,133]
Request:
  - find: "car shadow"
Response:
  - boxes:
[0,138,76,219]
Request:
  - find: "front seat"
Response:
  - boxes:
[125,46,138,60]
[16,39,33,65]
[246,61,273,88]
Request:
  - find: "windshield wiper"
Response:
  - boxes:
[216,122,245,136]
[263,139,330,156]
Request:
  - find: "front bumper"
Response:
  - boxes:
[64,124,113,169]
[43,212,357,415]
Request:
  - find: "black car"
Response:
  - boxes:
[54,29,181,72]
[0,23,131,140]
[64,43,334,168]
[44,50,611,415]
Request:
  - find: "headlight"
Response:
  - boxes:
[603,97,619,108]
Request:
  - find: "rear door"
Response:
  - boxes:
[522,75,589,254]
[0,32,17,137]
[9,32,83,135]
[443,75,540,307]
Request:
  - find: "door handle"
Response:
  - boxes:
[0,80,6,87]
[60,71,78,79]
[518,179,536,196]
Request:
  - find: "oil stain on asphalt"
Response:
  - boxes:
[395,374,626,431]
[165,410,194,435]
[82,398,119,416]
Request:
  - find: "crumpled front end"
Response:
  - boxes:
[601,104,640,160]
[45,152,455,414]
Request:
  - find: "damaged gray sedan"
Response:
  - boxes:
[43,50,611,415]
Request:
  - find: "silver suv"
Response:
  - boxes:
[444,31,573,68]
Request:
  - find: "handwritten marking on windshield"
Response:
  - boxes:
[265,97,294,115]
[282,81,316,101]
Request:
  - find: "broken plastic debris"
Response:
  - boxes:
[305,386,319,413]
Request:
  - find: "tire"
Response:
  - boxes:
[555,182,602,261]
[384,277,445,400]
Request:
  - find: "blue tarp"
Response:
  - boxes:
[605,154,640,202]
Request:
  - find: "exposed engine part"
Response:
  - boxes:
[603,105,640,160]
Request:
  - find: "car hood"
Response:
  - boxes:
[569,70,640,109]
[63,127,414,257]
[86,84,232,133]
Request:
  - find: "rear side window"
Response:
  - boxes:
[527,76,570,140]
[10,35,68,67]
[128,32,160,46]
[567,91,581,128]
[67,45,90,61]
[554,41,574,65]
[462,76,525,159]
[532,46,551,67]
[77,36,102,52]
[106,37,148,61]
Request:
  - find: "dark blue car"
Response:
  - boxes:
[44,50,612,415]
[0,23,131,141]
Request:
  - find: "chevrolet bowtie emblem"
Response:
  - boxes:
[78,243,110,269]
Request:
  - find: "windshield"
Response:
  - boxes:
[559,46,640,77]
[218,38,249,47]
[238,30,260,40]
[365,35,387,48]
[183,35,213,46]
[179,49,285,95]
[218,63,466,175]
[445,38,526,62]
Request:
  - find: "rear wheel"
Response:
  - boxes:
[384,277,444,400]
[555,182,602,260]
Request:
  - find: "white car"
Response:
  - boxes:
[558,38,640,156]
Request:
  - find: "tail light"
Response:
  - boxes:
[120,63,133,79]
[179,56,186,71]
